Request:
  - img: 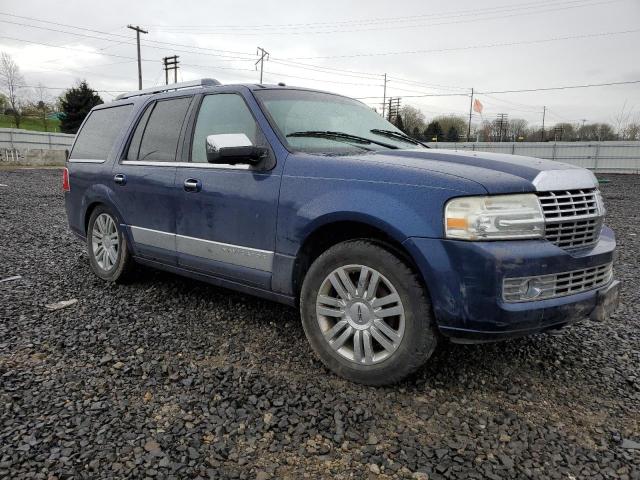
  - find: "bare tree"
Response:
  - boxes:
[612,102,633,138]
[0,52,26,128]
[622,123,640,140]
[578,123,616,141]
[507,118,529,141]
[399,105,426,134]
[33,83,54,132]
[621,112,640,140]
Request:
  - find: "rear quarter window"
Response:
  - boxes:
[70,104,133,160]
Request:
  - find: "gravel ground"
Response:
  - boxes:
[0,168,639,480]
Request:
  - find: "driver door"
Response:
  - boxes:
[175,92,281,289]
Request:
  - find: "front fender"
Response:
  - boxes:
[276,177,464,257]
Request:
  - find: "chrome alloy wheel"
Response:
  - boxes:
[91,213,119,271]
[316,264,405,365]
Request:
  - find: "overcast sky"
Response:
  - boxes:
[1,0,639,127]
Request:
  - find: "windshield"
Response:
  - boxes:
[254,89,426,154]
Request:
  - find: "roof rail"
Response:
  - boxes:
[115,78,221,100]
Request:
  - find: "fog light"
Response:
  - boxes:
[519,279,543,300]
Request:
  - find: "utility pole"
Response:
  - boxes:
[467,88,474,141]
[540,106,546,142]
[554,125,564,141]
[163,56,180,85]
[579,118,587,140]
[382,73,388,119]
[127,25,148,90]
[255,47,269,83]
[387,97,401,122]
[496,113,508,142]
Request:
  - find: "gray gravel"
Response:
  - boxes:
[1,168,639,479]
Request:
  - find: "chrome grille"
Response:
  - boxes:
[503,263,613,303]
[537,189,603,249]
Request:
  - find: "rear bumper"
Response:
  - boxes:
[403,226,617,343]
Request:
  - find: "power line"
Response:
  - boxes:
[7,11,634,98]
[280,28,640,60]
[269,59,382,80]
[355,80,640,99]
[148,0,583,29]
[262,70,382,87]
[0,18,383,81]
[480,93,542,111]
[146,0,623,35]
[23,84,127,94]
[0,35,262,77]
[0,12,256,57]
[387,77,469,91]
[0,18,256,62]
[0,18,446,89]
[0,34,142,60]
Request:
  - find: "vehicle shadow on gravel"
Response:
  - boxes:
[124,258,619,394]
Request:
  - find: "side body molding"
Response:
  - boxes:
[129,226,274,272]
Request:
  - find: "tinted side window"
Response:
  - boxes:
[70,104,133,160]
[192,94,262,163]
[125,103,153,161]
[135,97,191,162]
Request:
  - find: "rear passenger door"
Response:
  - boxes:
[112,96,193,265]
[175,92,281,289]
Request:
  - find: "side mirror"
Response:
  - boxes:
[206,133,267,165]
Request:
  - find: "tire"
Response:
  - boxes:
[86,206,135,283]
[300,239,438,385]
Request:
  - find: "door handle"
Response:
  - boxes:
[183,178,202,192]
[114,174,127,185]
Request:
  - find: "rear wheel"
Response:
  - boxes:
[300,240,438,385]
[87,206,134,283]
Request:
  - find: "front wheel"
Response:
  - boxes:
[86,206,134,283]
[300,240,438,385]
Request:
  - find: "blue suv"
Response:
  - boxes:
[64,79,619,385]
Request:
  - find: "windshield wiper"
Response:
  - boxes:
[370,129,429,147]
[286,130,398,149]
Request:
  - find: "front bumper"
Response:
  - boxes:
[403,226,617,343]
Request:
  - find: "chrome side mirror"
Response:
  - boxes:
[205,133,267,165]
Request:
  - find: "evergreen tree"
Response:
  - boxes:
[394,114,405,132]
[60,81,103,134]
[446,126,460,142]
[424,121,444,142]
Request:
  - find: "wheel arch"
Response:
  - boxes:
[80,184,126,235]
[291,216,427,299]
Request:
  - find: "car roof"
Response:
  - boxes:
[95,79,361,112]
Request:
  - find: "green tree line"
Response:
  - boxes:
[1,51,103,133]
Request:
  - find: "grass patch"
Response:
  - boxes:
[0,115,62,132]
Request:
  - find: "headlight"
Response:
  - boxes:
[445,194,545,240]
[595,189,606,216]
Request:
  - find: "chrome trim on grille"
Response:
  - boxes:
[503,263,613,303]
[537,188,604,250]
[532,169,598,191]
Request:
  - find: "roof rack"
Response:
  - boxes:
[115,78,221,100]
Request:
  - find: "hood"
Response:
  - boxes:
[351,148,597,194]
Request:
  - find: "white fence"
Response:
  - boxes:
[426,141,640,174]
[1,129,638,173]
[0,128,74,151]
